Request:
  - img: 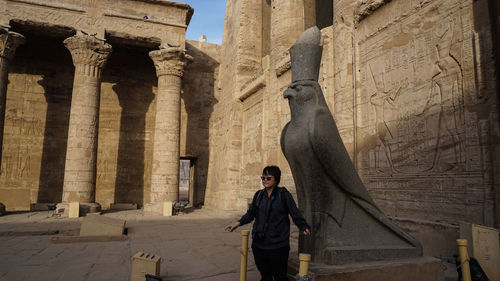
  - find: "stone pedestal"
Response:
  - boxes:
[80,215,125,236]
[131,252,161,281]
[0,28,25,166]
[61,35,111,204]
[288,254,444,281]
[148,48,191,205]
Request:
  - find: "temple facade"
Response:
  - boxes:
[203,0,500,258]
[0,0,499,258]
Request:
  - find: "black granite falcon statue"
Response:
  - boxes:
[280,26,422,264]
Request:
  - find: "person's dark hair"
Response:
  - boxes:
[262,165,281,185]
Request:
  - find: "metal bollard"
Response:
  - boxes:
[298,253,311,277]
[240,230,250,281]
[456,239,472,281]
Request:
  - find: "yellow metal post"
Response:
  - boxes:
[456,239,472,281]
[298,253,311,277]
[240,230,250,281]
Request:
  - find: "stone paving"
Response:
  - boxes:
[0,209,271,281]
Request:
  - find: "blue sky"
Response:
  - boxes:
[182,0,226,45]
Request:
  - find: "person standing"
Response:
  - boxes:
[225,165,311,281]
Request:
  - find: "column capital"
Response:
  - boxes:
[0,28,25,60]
[149,47,192,77]
[64,34,112,68]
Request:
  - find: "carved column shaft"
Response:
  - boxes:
[62,35,111,203]
[0,28,25,167]
[149,48,191,203]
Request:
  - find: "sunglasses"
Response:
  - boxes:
[260,176,274,181]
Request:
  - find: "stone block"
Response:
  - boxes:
[0,202,5,216]
[131,252,161,281]
[69,202,79,218]
[56,202,101,217]
[143,201,174,216]
[162,201,173,217]
[460,222,500,281]
[80,215,125,236]
[30,203,57,211]
[110,203,138,210]
[288,255,444,281]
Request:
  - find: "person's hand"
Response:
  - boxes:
[225,222,240,232]
[303,228,311,235]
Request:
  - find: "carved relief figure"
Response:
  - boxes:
[419,23,465,171]
[369,66,407,173]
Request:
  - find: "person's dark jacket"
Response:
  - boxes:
[238,186,310,250]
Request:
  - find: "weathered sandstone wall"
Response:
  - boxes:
[206,0,499,258]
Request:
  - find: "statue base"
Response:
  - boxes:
[288,254,443,281]
[322,245,423,265]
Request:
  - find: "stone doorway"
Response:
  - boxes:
[179,158,195,206]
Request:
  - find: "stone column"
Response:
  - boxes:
[148,48,191,206]
[61,35,111,207]
[0,28,25,167]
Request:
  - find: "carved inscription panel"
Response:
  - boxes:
[355,0,495,224]
[241,90,263,202]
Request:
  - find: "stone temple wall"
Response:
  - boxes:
[206,0,499,258]
[0,33,74,210]
[181,40,221,207]
[353,0,499,257]
[95,45,157,209]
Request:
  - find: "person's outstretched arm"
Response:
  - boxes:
[225,191,259,232]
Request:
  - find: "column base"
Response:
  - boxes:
[56,202,101,217]
[143,201,174,216]
[288,254,444,281]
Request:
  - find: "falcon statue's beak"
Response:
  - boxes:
[284,88,296,99]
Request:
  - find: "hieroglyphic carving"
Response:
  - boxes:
[6,1,87,29]
[369,65,407,172]
[241,92,263,195]
[357,0,481,175]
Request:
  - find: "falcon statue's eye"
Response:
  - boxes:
[296,86,302,92]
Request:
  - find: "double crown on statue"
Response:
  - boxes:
[289,26,324,83]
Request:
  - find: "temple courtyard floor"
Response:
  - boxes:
[0,208,459,281]
[0,208,265,281]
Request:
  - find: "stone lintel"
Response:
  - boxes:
[10,19,77,39]
[64,35,112,69]
[0,27,25,60]
[106,30,161,49]
[149,47,192,77]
